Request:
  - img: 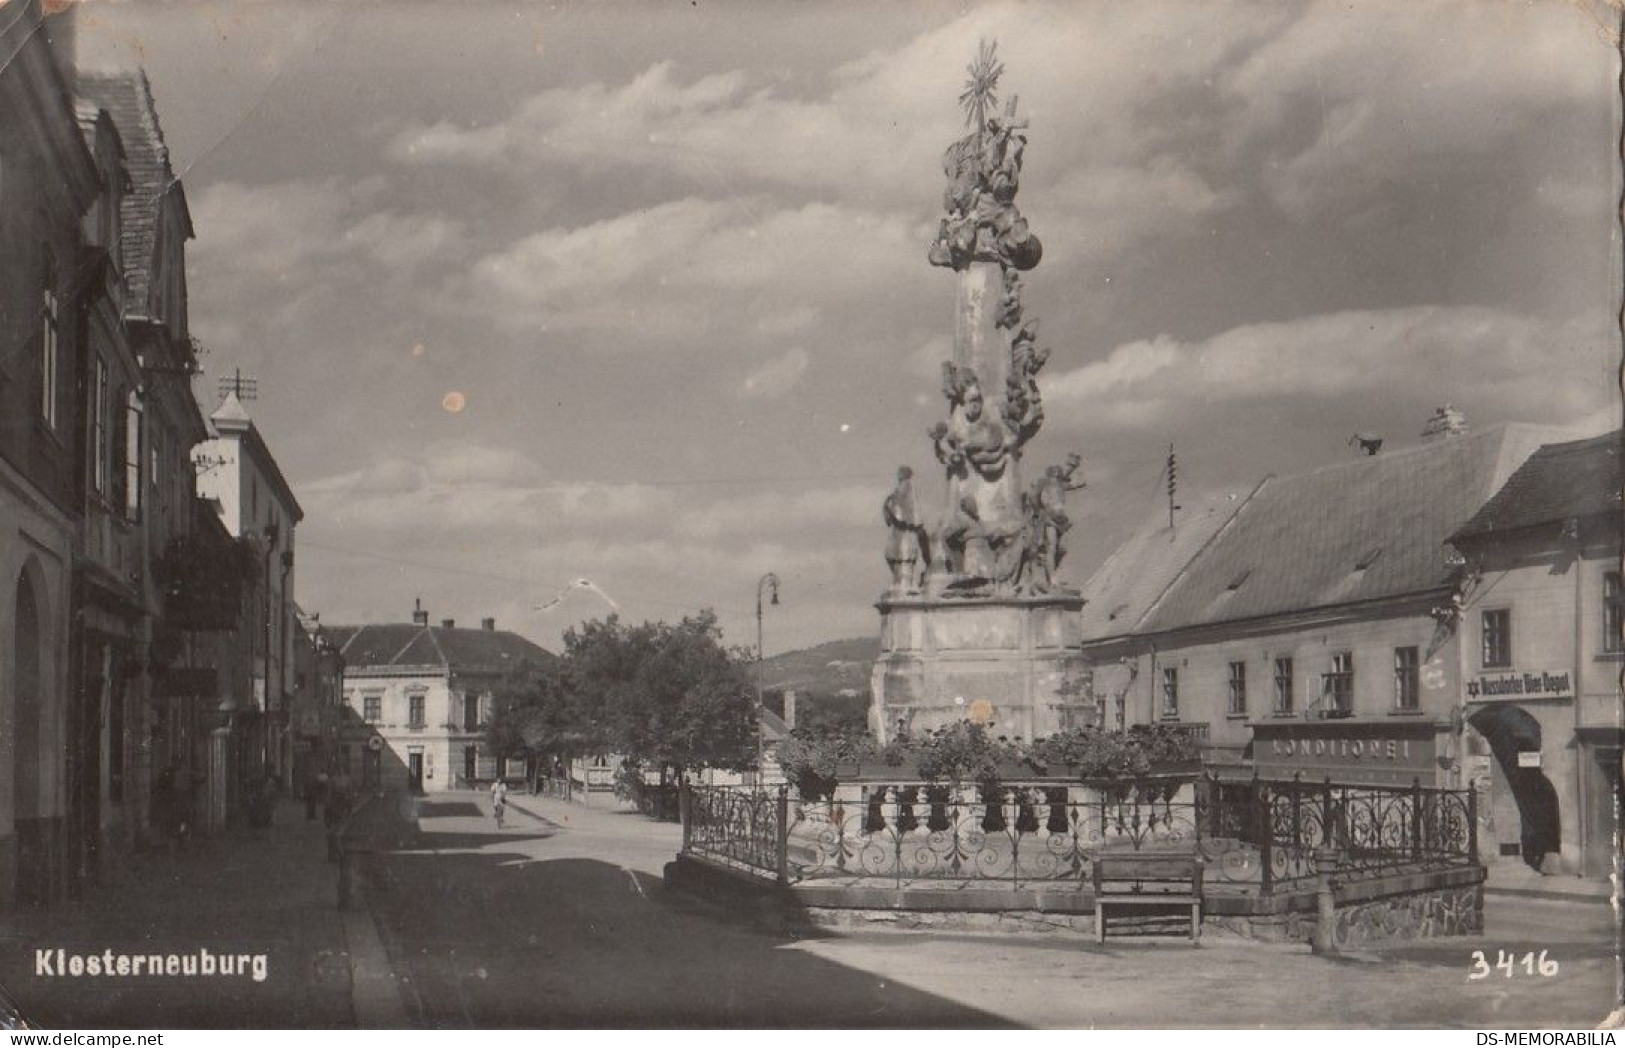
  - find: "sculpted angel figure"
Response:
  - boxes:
[1025,453,1086,591]
[932,364,1017,483]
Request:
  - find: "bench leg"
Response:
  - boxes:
[1191,904,1200,945]
[1096,903,1105,944]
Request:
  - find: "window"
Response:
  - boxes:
[40,256,58,428]
[1325,652,1354,715]
[92,359,108,493]
[1273,657,1294,715]
[463,693,481,732]
[122,390,143,521]
[1227,661,1247,716]
[1161,666,1179,718]
[1604,573,1623,653]
[1481,609,1512,668]
[408,694,426,728]
[1393,646,1420,711]
[363,695,381,723]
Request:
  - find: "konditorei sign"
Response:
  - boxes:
[1252,721,1440,785]
[1465,669,1573,702]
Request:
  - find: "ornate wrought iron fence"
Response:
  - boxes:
[684,784,789,881]
[679,774,1476,894]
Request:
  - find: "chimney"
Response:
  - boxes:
[783,689,797,730]
[441,618,455,629]
[481,617,496,631]
[1420,404,1469,442]
[411,598,428,626]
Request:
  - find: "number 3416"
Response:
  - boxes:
[1469,949,1559,979]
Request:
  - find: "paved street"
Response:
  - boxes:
[361,789,1620,1029]
[0,798,363,1028]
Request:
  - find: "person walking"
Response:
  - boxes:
[491,778,508,828]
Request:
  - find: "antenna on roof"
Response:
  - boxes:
[1166,443,1182,529]
[218,367,258,402]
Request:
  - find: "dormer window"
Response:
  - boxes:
[1225,569,1251,591]
[1354,546,1384,571]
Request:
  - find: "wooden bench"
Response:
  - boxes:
[1091,854,1204,945]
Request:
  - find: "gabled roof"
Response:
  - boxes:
[77,70,191,322]
[328,622,554,676]
[1451,429,1623,543]
[1078,487,1257,642]
[1086,424,1569,640]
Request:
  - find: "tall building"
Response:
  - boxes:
[0,0,103,909]
[1080,418,1573,795]
[1448,429,1623,878]
[327,605,552,794]
[72,66,210,877]
[194,392,305,791]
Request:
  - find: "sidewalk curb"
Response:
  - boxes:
[1485,886,1615,906]
[342,896,413,1026]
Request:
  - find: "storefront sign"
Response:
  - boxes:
[1518,751,1542,768]
[1466,670,1572,702]
[1252,721,1440,786]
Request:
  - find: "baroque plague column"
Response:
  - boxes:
[872,44,1094,742]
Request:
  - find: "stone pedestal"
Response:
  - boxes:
[870,592,1094,742]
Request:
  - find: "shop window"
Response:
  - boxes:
[1227,661,1247,716]
[1604,572,1623,654]
[1393,646,1420,711]
[1273,657,1294,715]
[1161,666,1179,719]
[1481,608,1512,669]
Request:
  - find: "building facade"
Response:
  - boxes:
[328,606,552,794]
[0,0,102,909]
[194,392,304,794]
[1448,430,1622,879]
[1081,420,1573,795]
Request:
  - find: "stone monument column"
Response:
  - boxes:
[955,261,1008,417]
[871,41,1094,743]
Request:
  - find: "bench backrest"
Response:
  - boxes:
[1092,855,1204,893]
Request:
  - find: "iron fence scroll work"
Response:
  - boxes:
[680,773,1478,894]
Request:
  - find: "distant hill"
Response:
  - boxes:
[758,636,878,698]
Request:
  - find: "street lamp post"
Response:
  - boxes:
[755,572,780,786]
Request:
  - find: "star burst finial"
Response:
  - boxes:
[958,38,1004,131]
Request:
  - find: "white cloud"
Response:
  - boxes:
[462,197,920,337]
[1046,305,1618,433]
[1221,0,1613,221]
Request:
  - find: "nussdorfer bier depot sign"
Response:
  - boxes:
[1465,669,1573,702]
[1252,720,1440,786]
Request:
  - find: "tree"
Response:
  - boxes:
[566,611,755,783]
[485,611,756,787]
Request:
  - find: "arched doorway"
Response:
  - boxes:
[1468,704,1561,870]
[14,568,46,906]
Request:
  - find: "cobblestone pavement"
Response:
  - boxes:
[0,797,375,1028]
[366,789,1619,1029]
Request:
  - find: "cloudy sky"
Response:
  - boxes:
[78,0,1620,655]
